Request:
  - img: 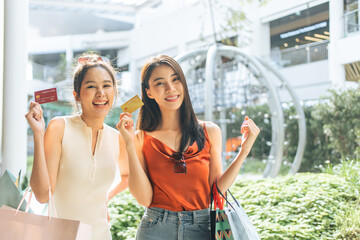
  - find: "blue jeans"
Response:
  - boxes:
[136,207,211,240]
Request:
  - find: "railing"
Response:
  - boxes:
[271,40,329,68]
[27,62,124,83]
[27,62,62,82]
[344,9,360,37]
[186,60,269,115]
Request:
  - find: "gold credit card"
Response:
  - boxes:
[120,95,144,113]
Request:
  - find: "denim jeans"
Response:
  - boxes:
[136,207,211,240]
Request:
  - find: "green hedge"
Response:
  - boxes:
[108,160,360,240]
[231,173,359,239]
[108,193,144,240]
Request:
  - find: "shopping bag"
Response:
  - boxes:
[0,187,92,240]
[215,183,261,240]
[0,170,30,212]
[210,180,234,240]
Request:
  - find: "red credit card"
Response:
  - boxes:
[34,88,58,104]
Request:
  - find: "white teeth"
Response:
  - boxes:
[93,102,107,105]
[166,96,178,100]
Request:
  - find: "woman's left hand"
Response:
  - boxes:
[240,116,260,153]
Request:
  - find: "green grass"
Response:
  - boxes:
[335,205,360,239]
[330,159,360,239]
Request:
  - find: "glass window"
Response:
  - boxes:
[344,0,358,12]
[344,0,359,35]
[269,3,329,67]
[270,3,329,50]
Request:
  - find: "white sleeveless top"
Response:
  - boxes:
[53,115,119,240]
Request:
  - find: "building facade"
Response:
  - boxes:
[1,0,360,175]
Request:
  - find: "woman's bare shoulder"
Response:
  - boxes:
[199,120,220,132]
[135,130,145,144]
[47,116,65,130]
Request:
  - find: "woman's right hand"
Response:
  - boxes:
[116,112,135,145]
[25,101,45,134]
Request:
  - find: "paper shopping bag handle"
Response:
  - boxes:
[213,180,238,211]
[15,186,58,220]
[210,178,225,210]
[16,186,33,214]
[48,186,58,218]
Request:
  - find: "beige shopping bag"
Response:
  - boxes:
[0,187,92,240]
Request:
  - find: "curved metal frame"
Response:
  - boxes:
[257,59,306,174]
[175,44,306,177]
[217,45,284,178]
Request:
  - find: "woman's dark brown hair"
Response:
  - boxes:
[137,55,205,152]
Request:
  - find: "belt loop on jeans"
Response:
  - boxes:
[193,211,197,225]
[162,210,168,223]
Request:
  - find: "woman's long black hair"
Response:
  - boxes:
[137,55,205,153]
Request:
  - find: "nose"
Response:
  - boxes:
[96,87,105,96]
[165,82,176,92]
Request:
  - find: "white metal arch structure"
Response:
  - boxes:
[257,59,306,174]
[175,44,306,177]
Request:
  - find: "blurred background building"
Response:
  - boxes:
[1,0,359,176]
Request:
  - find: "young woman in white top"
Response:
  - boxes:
[25,53,129,240]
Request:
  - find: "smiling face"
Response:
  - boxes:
[145,64,184,113]
[75,66,115,118]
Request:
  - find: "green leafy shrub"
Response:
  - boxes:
[109,166,360,240]
[231,173,359,240]
[108,191,144,240]
[315,87,360,161]
[327,159,360,239]
[291,104,337,172]
[335,206,360,240]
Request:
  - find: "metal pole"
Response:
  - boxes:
[207,0,218,44]
[204,45,217,121]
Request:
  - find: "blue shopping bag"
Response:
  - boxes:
[0,170,31,212]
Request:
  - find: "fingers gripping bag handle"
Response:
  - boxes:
[211,178,224,210]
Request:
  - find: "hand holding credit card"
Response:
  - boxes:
[34,88,58,104]
[120,95,144,113]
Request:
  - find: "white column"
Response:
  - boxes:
[328,0,345,87]
[66,35,74,81]
[1,0,28,176]
[0,0,4,171]
[130,59,141,96]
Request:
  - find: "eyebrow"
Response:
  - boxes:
[153,73,179,82]
[84,80,113,84]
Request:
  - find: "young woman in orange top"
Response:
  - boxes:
[117,55,260,240]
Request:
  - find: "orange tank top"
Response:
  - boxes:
[143,126,211,212]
